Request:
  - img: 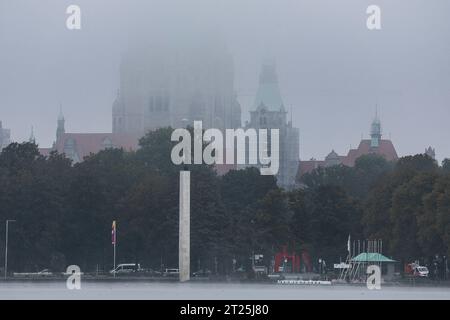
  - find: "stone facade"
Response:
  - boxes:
[39,112,139,164]
[245,62,300,189]
[112,45,241,136]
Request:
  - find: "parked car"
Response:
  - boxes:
[192,269,212,277]
[414,266,429,277]
[62,269,85,276]
[405,262,429,277]
[110,263,142,275]
[13,269,54,277]
[163,268,179,277]
[37,269,53,276]
[144,268,162,277]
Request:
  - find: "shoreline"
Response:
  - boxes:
[1,277,449,288]
[1,281,450,300]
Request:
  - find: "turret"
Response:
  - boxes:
[29,126,35,143]
[112,90,125,133]
[370,109,382,148]
[253,60,285,112]
[425,146,435,160]
[56,105,65,141]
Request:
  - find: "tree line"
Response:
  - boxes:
[0,127,449,274]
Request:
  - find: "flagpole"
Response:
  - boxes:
[112,220,117,278]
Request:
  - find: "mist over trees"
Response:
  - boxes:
[0,128,449,274]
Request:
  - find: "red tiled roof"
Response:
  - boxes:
[298,139,398,177]
[298,160,326,177]
[341,139,398,166]
[214,163,237,176]
[54,133,140,160]
[38,148,53,157]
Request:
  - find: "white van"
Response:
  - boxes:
[110,263,142,274]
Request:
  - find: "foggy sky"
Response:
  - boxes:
[1,0,449,162]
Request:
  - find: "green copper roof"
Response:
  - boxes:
[351,252,396,262]
[253,63,284,112]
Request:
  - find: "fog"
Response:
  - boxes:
[1,0,449,161]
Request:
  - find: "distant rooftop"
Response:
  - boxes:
[351,252,396,263]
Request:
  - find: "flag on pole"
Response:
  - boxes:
[112,221,116,245]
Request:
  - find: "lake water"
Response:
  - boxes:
[1,281,449,300]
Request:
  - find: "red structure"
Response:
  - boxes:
[274,246,301,273]
[301,251,313,273]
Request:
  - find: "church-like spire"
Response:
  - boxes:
[425,146,436,160]
[253,60,285,111]
[58,103,64,121]
[56,104,65,141]
[370,106,382,148]
[29,126,35,143]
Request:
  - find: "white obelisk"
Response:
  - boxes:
[179,171,190,282]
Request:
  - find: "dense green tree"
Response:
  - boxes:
[419,176,447,257]
[220,168,279,261]
[118,172,177,270]
[133,127,227,271]
[252,189,291,256]
[0,134,447,275]
[395,154,438,174]
[362,174,396,246]
[0,143,72,272]
[64,148,141,271]
[442,158,450,173]
[0,142,42,173]
[434,175,450,257]
[288,189,311,252]
[363,154,442,261]
[351,155,393,198]
[390,173,437,262]
[136,127,180,176]
[306,185,361,263]
[300,165,354,193]
[300,154,392,200]
[189,166,229,273]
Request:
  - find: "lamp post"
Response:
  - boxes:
[4,219,16,279]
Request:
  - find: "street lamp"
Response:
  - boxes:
[4,219,16,279]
